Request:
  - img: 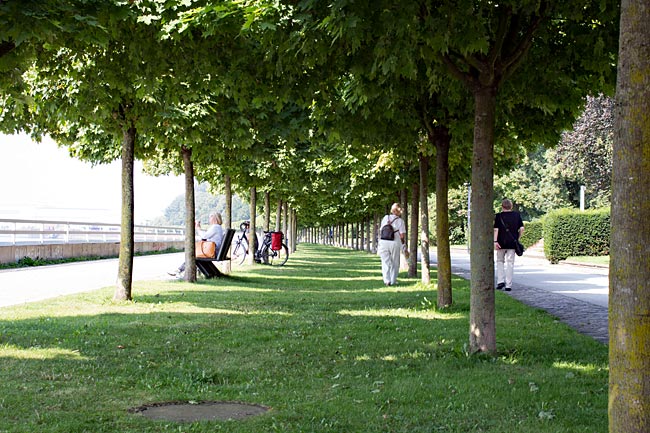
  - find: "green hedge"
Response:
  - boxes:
[520,219,543,249]
[543,208,610,263]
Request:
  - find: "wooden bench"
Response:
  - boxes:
[196,228,236,278]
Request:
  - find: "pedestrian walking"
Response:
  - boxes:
[377,203,407,286]
[494,199,524,291]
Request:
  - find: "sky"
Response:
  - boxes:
[1,133,185,224]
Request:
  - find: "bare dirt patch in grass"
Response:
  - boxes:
[128,401,270,422]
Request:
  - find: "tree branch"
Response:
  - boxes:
[416,98,435,141]
[500,2,550,79]
[486,6,512,70]
[0,40,16,58]
[441,52,476,90]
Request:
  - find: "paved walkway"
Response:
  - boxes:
[0,252,184,308]
[430,247,609,344]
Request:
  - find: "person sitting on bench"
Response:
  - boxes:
[195,228,235,278]
[168,212,224,277]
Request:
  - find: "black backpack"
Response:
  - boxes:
[380,217,397,241]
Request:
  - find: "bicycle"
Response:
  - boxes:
[257,230,289,266]
[231,221,258,265]
[231,221,289,266]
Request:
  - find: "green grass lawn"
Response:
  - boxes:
[564,255,610,266]
[0,244,608,432]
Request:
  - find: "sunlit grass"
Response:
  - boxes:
[339,308,465,320]
[0,244,608,433]
[1,345,89,361]
[552,360,606,373]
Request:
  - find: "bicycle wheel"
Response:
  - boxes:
[231,237,249,265]
[260,243,289,266]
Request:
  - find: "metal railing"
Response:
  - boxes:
[0,218,185,246]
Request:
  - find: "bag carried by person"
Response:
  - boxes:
[195,240,216,258]
[380,216,397,241]
[499,215,525,256]
[514,240,525,256]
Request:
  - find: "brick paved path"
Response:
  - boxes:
[506,283,608,344]
[448,261,609,345]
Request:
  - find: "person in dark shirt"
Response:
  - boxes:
[493,199,524,291]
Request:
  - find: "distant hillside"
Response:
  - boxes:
[152,184,250,226]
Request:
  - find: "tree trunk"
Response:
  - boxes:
[609,1,650,431]
[349,223,352,249]
[356,221,361,250]
[401,188,408,239]
[282,201,288,237]
[288,208,293,247]
[289,208,294,250]
[275,199,282,232]
[264,191,271,232]
[469,85,497,354]
[248,186,257,265]
[419,154,431,284]
[114,125,136,301]
[181,146,197,283]
[349,222,352,248]
[365,216,371,252]
[222,174,232,274]
[358,218,366,251]
[409,182,419,278]
[358,221,362,250]
[224,174,232,229]
[291,209,298,252]
[372,213,379,253]
[435,127,452,308]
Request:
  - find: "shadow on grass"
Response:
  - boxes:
[0,243,608,432]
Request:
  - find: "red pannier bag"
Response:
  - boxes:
[271,232,283,251]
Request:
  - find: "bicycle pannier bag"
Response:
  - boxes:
[196,240,216,258]
[271,232,283,251]
[380,217,396,241]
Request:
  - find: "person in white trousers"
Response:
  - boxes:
[494,199,524,291]
[377,203,407,286]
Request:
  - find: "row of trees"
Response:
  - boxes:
[0,0,618,350]
[189,92,615,249]
[2,2,648,429]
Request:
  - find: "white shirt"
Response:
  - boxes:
[200,224,224,249]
